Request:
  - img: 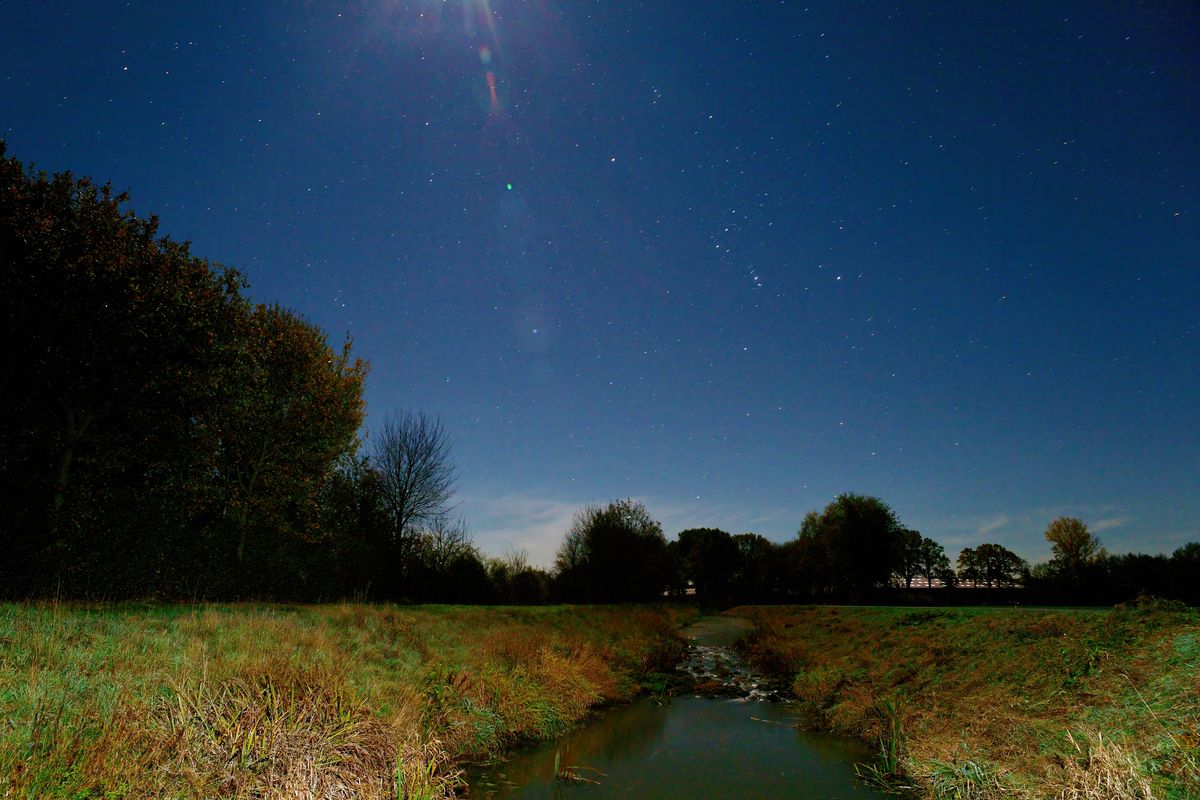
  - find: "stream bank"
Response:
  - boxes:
[464,615,886,798]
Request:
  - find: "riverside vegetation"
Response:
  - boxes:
[0,603,692,799]
[733,600,1200,800]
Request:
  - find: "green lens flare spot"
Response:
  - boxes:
[506,183,513,191]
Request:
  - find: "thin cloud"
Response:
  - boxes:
[457,492,581,568]
[1090,517,1128,533]
[976,515,1011,538]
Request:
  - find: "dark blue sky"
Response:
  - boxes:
[4,1,1197,564]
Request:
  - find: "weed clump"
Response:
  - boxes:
[159,664,401,798]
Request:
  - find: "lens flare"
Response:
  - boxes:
[485,71,500,111]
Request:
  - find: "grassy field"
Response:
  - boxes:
[0,602,693,799]
[732,601,1200,800]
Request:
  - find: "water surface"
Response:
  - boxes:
[465,616,886,799]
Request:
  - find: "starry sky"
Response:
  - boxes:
[3,1,1197,566]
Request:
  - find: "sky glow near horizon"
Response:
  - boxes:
[2,1,1197,567]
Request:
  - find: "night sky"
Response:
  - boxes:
[3,1,1197,565]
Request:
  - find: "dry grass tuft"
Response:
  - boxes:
[396,736,461,800]
[1058,731,1155,800]
[532,646,610,720]
[160,663,398,799]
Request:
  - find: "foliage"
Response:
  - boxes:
[672,527,739,605]
[487,550,552,605]
[795,493,904,599]
[553,500,671,602]
[1045,517,1104,585]
[211,304,368,576]
[893,528,925,589]
[0,145,367,599]
[894,529,953,589]
[729,533,778,601]
[956,543,1027,588]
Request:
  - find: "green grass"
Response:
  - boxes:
[732,600,1200,799]
[0,602,693,799]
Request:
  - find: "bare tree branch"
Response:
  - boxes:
[372,411,457,552]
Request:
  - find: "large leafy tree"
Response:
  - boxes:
[209,303,367,575]
[554,499,670,602]
[673,527,739,604]
[978,542,1027,587]
[0,145,246,590]
[0,146,368,598]
[1044,517,1103,585]
[957,543,1026,588]
[796,493,904,598]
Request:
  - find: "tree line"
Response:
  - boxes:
[551,495,1200,607]
[2,146,1196,606]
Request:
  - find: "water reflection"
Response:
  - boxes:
[466,697,883,799]
[465,617,887,799]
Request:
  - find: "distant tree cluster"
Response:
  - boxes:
[553,500,670,602]
[546,500,1200,608]
[1024,517,1200,605]
[956,543,1027,588]
[549,494,953,605]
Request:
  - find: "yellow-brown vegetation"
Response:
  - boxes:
[732,601,1200,799]
[0,602,692,799]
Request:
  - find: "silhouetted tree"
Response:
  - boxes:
[893,529,924,588]
[795,493,904,599]
[957,543,1025,588]
[371,411,457,598]
[553,499,670,602]
[674,527,739,605]
[730,533,779,602]
[1045,517,1103,587]
[957,547,982,587]
[918,536,953,587]
[977,542,1027,587]
[418,515,474,575]
[893,530,956,589]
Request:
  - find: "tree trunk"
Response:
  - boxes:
[47,443,75,551]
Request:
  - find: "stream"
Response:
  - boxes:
[464,615,887,799]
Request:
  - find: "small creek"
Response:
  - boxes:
[464,615,887,799]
